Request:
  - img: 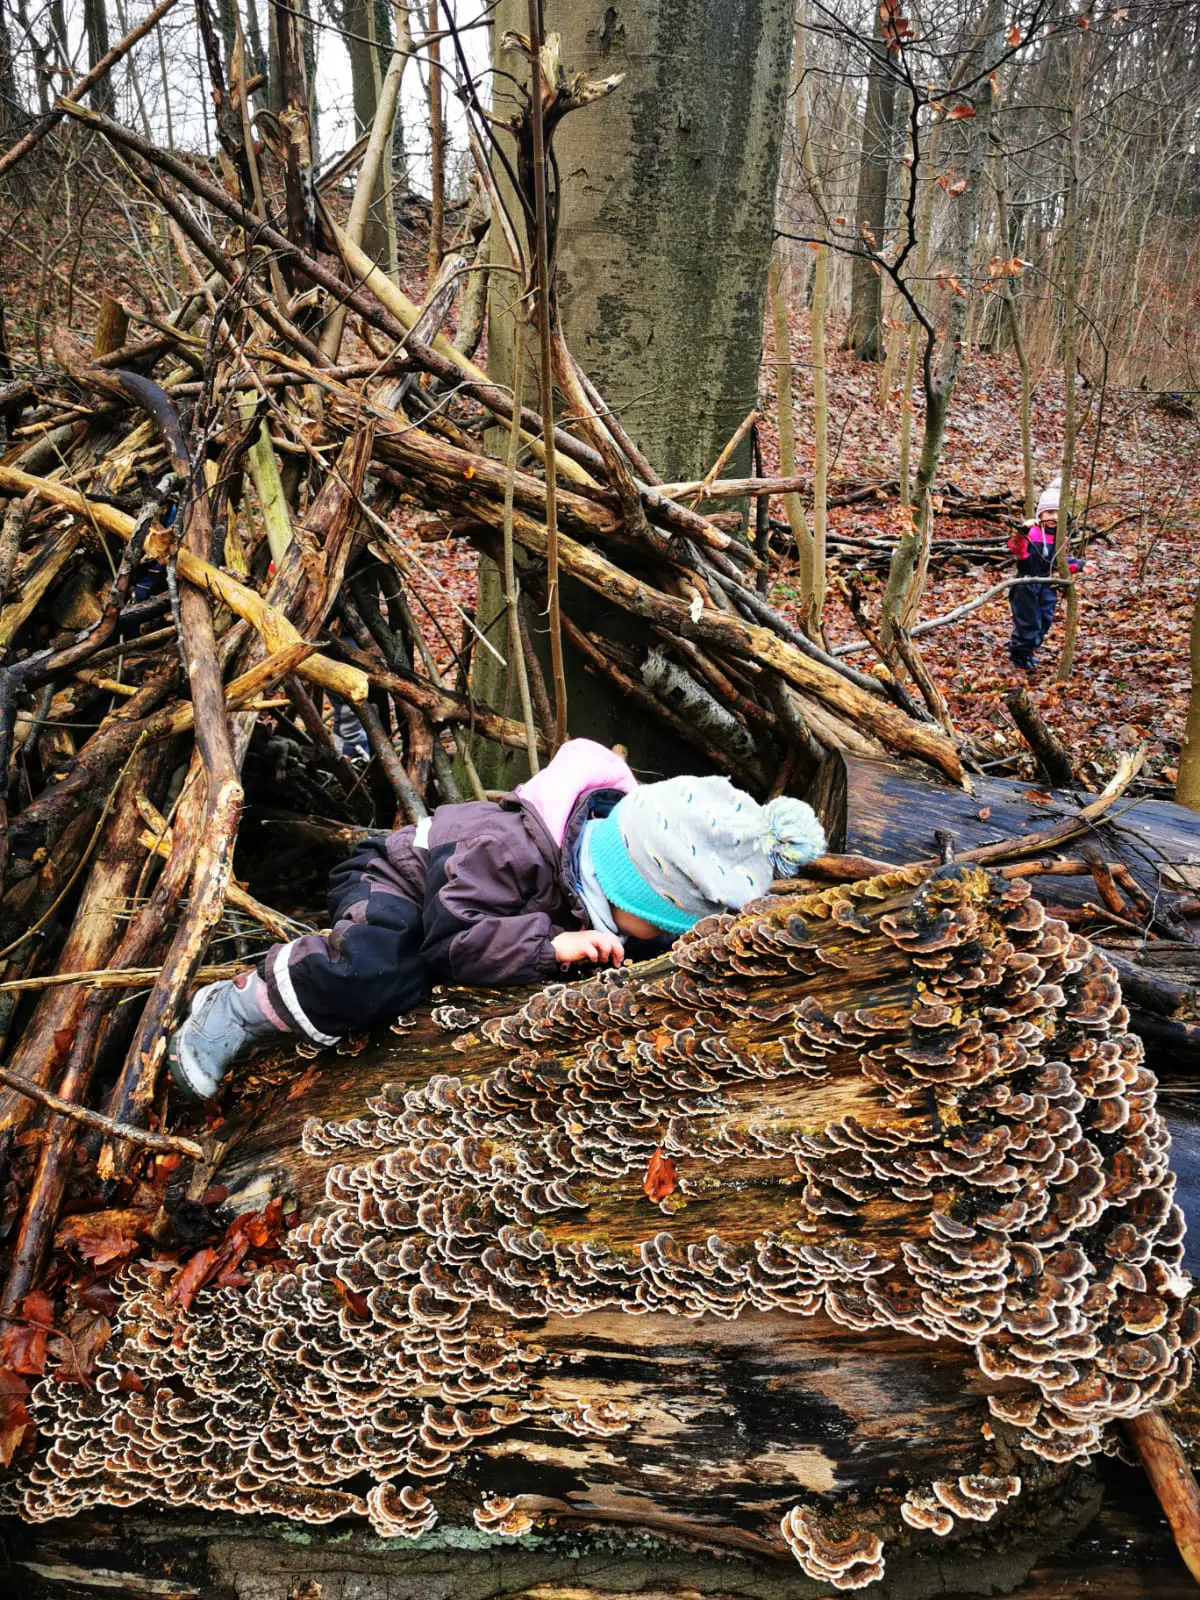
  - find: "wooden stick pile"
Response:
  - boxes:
[0,27,972,1314]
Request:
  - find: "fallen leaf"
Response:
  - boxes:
[286,1063,321,1102]
[49,1310,112,1383]
[241,1197,284,1252]
[643,1147,677,1203]
[56,1207,153,1268]
[0,1292,51,1377]
[0,1370,32,1466]
[1024,788,1054,804]
[978,806,991,820]
[79,1281,121,1316]
[214,1235,250,1287]
[167,1247,220,1312]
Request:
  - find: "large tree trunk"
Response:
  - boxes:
[842,7,896,362]
[471,0,795,788]
[4,867,1197,1596]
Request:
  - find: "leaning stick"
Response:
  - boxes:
[1125,1411,1200,1585]
[0,464,367,702]
[0,1069,202,1159]
[0,963,246,995]
[0,0,183,178]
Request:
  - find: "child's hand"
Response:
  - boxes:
[553,929,625,967]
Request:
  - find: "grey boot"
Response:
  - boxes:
[167,975,281,1102]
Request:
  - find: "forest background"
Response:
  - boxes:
[1,0,1197,808]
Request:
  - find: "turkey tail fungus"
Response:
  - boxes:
[3,866,1197,1592]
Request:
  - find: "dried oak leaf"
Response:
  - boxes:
[644,1147,678,1203]
[55,1206,153,1268]
[0,1369,32,1466]
[49,1310,112,1384]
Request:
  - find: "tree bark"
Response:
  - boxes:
[474,0,794,787]
[495,0,793,484]
[82,0,115,114]
[843,7,896,361]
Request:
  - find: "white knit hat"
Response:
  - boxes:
[1036,477,1061,517]
[588,776,827,934]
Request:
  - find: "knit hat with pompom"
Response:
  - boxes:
[1036,477,1062,518]
[587,775,826,936]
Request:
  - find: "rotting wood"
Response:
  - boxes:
[2,868,1195,1592]
[1,39,1199,1590]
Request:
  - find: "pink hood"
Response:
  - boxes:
[515,738,636,848]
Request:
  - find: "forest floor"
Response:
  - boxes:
[758,301,1200,795]
[4,181,1198,793]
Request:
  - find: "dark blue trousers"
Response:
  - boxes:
[258,840,431,1044]
[1009,565,1058,666]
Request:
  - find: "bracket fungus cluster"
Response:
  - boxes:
[4,865,1195,1589]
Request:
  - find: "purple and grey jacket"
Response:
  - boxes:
[257,740,637,1044]
[353,742,635,986]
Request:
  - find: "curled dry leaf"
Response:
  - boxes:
[0,1369,32,1466]
[167,1246,221,1312]
[946,102,978,119]
[240,1196,285,1252]
[644,1147,678,1202]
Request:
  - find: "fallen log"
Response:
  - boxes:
[809,750,1200,916]
[3,866,1196,1596]
[807,750,1200,1056]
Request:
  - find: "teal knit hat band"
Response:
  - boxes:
[585,775,827,938]
[587,806,699,935]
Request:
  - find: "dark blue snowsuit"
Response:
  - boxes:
[1008,522,1060,668]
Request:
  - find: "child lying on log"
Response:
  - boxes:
[168,740,827,1101]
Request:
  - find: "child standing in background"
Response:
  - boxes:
[1007,477,1079,671]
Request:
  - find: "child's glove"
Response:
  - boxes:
[1068,558,1081,575]
[1008,527,1030,561]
